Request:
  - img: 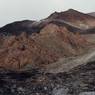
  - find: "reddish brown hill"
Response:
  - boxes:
[0,24,88,71]
[47,9,95,29]
[0,33,58,70]
[32,24,87,56]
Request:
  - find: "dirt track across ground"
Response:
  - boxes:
[45,48,95,73]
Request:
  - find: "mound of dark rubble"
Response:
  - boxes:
[0,61,95,95]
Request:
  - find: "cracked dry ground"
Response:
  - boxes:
[0,61,95,95]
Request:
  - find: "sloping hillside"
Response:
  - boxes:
[0,24,88,71]
[47,9,95,29]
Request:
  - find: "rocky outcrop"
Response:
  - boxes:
[0,32,58,70]
[0,24,88,71]
[32,24,87,57]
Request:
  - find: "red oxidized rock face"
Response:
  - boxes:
[0,24,88,71]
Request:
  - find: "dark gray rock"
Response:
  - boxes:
[52,87,69,95]
[0,61,95,95]
[79,92,95,95]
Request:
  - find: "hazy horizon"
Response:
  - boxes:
[0,0,95,27]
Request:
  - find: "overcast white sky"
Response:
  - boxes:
[0,0,95,26]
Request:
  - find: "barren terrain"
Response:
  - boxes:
[0,9,95,95]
